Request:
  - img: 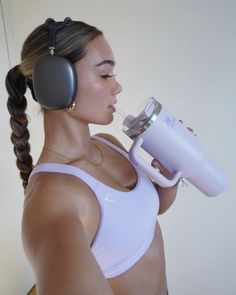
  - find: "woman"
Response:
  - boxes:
[6,18,179,295]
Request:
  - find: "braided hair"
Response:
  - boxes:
[6,65,33,190]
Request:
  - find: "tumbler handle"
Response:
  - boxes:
[129,137,182,187]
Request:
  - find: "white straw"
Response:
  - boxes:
[115,105,128,119]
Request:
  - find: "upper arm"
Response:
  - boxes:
[22,175,114,295]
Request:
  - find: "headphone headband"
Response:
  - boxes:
[44,17,72,55]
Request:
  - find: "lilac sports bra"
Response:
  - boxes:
[29,136,159,278]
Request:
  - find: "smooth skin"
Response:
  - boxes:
[22,36,178,295]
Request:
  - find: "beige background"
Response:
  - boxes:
[1,0,235,294]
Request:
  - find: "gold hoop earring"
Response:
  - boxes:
[67,101,76,112]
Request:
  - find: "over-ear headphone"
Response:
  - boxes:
[32,17,77,110]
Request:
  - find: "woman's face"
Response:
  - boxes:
[73,35,122,125]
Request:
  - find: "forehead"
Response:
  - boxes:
[80,36,115,67]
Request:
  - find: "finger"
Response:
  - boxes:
[151,159,173,178]
[187,126,197,136]
[151,159,161,169]
[179,119,197,136]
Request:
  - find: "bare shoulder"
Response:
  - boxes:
[21,173,114,294]
[95,133,127,151]
[23,173,100,258]
[22,174,114,294]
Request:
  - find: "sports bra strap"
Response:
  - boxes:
[29,162,99,190]
[92,135,129,160]
[29,135,131,190]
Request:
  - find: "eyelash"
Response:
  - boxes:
[101,74,116,79]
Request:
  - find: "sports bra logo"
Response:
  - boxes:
[104,193,116,202]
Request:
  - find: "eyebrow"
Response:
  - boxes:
[95,60,115,67]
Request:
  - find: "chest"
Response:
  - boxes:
[90,167,160,277]
[79,145,138,191]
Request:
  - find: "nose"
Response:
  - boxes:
[112,79,123,95]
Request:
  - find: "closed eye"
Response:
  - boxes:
[101,74,116,79]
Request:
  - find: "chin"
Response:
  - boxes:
[98,114,114,125]
[102,117,114,125]
[88,109,115,125]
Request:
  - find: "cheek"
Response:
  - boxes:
[77,75,106,99]
[74,79,108,120]
[76,81,108,112]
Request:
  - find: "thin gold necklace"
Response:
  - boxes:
[43,142,104,166]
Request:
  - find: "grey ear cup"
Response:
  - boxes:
[33,55,77,109]
[31,17,77,110]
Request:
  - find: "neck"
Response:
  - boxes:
[42,110,94,161]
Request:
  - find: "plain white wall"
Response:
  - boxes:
[0,2,35,294]
[1,0,235,294]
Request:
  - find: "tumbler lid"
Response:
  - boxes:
[123,97,162,139]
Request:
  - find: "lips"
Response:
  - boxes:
[108,105,116,111]
[108,102,116,112]
[108,101,117,108]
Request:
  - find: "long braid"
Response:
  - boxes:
[6,65,33,190]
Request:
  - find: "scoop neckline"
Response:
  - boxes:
[31,135,140,194]
[31,162,141,195]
